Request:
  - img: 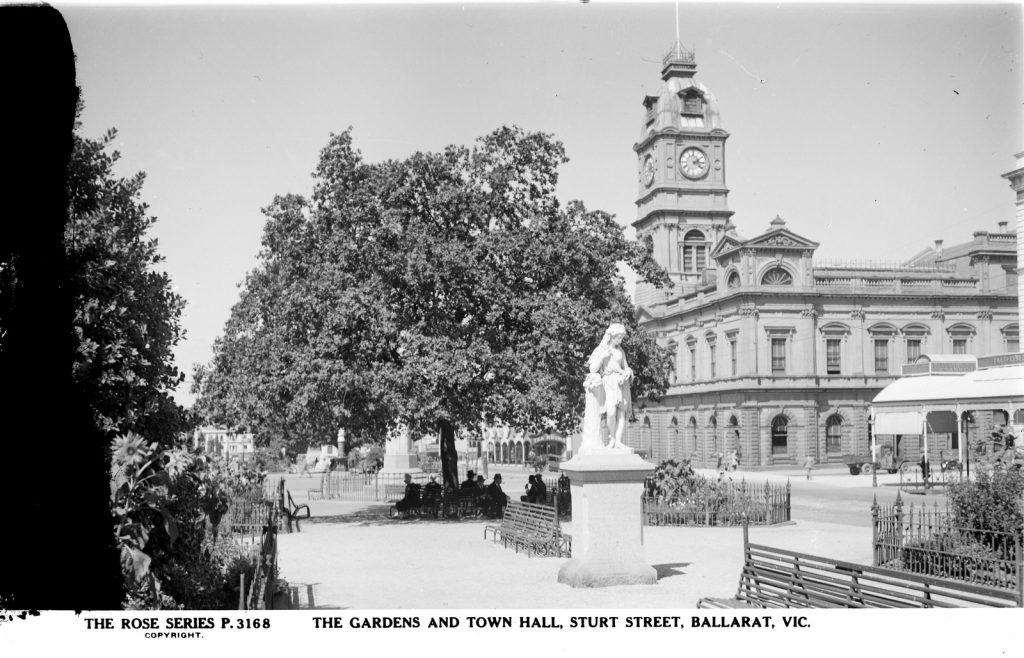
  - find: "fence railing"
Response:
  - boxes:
[642,479,790,527]
[872,495,1024,595]
[218,487,279,545]
[238,499,279,610]
[312,467,473,502]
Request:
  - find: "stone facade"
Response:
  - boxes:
[625,45,1019,468]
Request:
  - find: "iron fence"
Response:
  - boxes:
[873,495,1024,596]
[642,479,791,527]
[241,501,279,610]
[311,466,470,502]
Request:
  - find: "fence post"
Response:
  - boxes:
[871,494,879,566]
[785,479,791,523]
[1017,533,1023,608]
[894,491,904,551]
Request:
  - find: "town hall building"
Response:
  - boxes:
[623,44,1019,468]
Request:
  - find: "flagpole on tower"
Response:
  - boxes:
[675,1,680,47]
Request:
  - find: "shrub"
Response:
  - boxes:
[647,459,698,503]
[946,468,1024,538]
[110,434,271,609]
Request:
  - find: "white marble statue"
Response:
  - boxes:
[583,323,634,451]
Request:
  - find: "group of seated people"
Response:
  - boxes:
[520,474,548,504]
[393,470,511,517]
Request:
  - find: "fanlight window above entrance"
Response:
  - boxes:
[760,267,793,286]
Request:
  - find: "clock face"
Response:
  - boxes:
[642,156,655,186]
[679,147,709,180]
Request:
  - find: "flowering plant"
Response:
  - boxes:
[110,433,268,608]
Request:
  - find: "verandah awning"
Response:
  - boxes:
[873,411,924,435]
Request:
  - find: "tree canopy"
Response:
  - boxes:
[66,119,190,445]
[194,126,673,484]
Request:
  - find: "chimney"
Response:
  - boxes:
[934,239,943,255]
[998,221,1008,232]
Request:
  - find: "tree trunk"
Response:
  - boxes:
[439,420,459,490]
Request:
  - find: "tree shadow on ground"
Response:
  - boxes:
[652,562,691,580]
[306,504,494,527]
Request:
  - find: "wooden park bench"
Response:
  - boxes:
[483,500,571,558]
[698,524,1022,609]
[418,485,444,518]
[452,489,481,518]
[283,490,311,533]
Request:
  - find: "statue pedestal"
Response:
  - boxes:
[379,426,421,475]
[557,450,657,588]
[380,452,421,474]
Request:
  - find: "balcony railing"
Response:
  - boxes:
[813,258,955,273]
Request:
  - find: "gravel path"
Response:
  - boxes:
[275,468,878,609]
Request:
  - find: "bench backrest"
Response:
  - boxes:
[505,500,559,535]
[739,540,1021,608]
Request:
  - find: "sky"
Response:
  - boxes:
[59,1,1023,407]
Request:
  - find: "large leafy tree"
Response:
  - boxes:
[195,126,672,487]
[66,122,190,445]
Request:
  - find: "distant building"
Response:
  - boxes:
[194,426,255,459]
[624,43,1018,468]
[480,425,569,465]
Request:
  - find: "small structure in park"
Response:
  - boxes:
[558,323,658,588]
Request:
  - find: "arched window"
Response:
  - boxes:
[771,415,789,457]
[682,230,707,273]
[947,323,976,355]
[1002,324,1019,354]
[688,417,698,456]
[709,415,718,454]
[825,415,842,454]
[761,267,793,286]
[727,271,741,289]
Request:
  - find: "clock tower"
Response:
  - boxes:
[634,42,733,305]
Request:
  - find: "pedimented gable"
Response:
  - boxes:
[710,234,744,260]
[744,228,819,251]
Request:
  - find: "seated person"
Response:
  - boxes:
[475,474,486,489]
[487,473,509,516]
[393,473,422,516]
[532,474,547,504]
[423,475,443,497]
[460,470,477,490]
[521,474,536,502]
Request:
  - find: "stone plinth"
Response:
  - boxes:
[557,450,657,588]
[379,426,421,475]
